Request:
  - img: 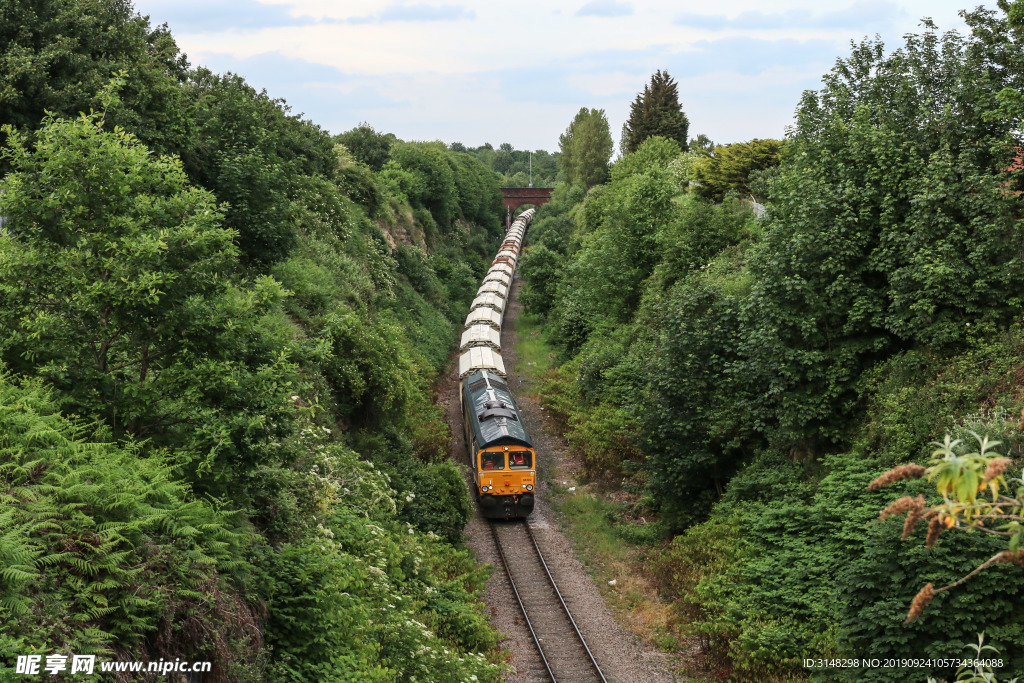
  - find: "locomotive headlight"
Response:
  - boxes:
[526,484,533,491]
[481,485,489,492]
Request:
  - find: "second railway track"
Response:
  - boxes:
[490,519,609,683]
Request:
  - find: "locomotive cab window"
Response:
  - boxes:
[480,452,504,470]
[509,451,532,469]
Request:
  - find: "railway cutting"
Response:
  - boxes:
[445,208,675,683]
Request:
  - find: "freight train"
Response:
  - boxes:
[458,208,536,519]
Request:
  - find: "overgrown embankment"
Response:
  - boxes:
[518,10,1024,682]
[0,2,512,680]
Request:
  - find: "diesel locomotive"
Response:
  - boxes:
[461,369,535,518]
[457,208,536,519]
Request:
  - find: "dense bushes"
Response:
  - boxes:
[0,107,303,493]
[650,448,1024,681]
[744,28,1023,454]
[0,373,257,677]
[0,0,191,157]
[260,440,497,683]
[520,5,1024,680]
[0,3,510,678]
[381,141,502,242]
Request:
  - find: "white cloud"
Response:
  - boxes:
[136,0,977,148]
[576,0,634,17]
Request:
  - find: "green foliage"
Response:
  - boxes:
[928,635,1021,683]
[648,511,743,671]
[838,511,1024,681]
[317,310,415,424]
[689,134,715,152]
[335,123,396,171]
[654,195,755,288]
[559,169,676,328]
[747,27,1024,451]
[0,372,255,665]
[526,7,1024,681]
[430,251,480,316]
[0,3,536,679]
[643,321,1024,679]
[641,248,761,527]
[0,0,191,157]
[0,110,302,487]
[458,142,559,188]
[335,144,385,216]
[0,43,505,679]
[518,244,565,316]
[380,453,473,543]
[651,451,1024,681]
[621,69,689,155]
[448,150,504,230]
[689,138,784,203]
[386,141,459,231]
[182,70,336,268]
[558,107,614,189]
[377,142,504,241]
[262,539,389,682]
[610,135,681,182]
[854,331,1024,467]
[526,206,573,256]
[259,435,501,683]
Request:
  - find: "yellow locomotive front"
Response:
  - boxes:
[461,370,536,518]
[476,446,536,511]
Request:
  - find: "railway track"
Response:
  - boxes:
[490,520,609,683]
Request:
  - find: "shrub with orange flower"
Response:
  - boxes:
[872,432,1023,623]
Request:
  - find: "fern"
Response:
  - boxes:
[0,372,251,657]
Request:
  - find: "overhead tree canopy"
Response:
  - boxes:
[621,69,689,155]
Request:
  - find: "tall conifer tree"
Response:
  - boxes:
[621,70,689,155]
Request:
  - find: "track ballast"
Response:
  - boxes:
[490,519,609,683]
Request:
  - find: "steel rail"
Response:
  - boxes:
[489,519,608,683]
[523,520,608,683]
[489,521,557,682]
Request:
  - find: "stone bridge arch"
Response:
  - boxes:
[501,187,554,229]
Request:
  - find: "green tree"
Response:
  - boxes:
[493,141,515,174]
[690,138,784,203]
[557,161,677,330]
[558,107,613,189]
[0,0,191,159]
[611,135,681,182]
[0,107,299,482]
[386,141,459,230]
[621,70,689,155]
[336,122,396,171]
[689,133,715,152]
[746,25,1024,452]
[448,150,503,229]
[519,244,565,316]
[182,70,337,268]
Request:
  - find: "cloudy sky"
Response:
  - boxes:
[131,0,978,152]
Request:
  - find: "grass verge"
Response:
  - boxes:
[514,312,709,680]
